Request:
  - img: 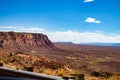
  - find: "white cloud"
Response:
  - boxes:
[0,26,45,33]
[84,0,94,3]
[47,31,120,43]
[20,27,45,32]
[85,17,101,23]
[0,26,17,29]
[0,26,120,43]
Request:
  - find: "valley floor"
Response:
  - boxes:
[0,43,120,80]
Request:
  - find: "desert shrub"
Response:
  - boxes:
[39,66,45,73]
[107,75,120,80]
[91,71,102,77]
[102,72,113,78]
[0,60,4,66]
[24,66,33,72]
[9,52,17,56]
[91,71,113,78]
[79,65,87,70]
[10,58,15,63]
[71,74,84,80]
[44,68,53,75]
[0,62,3,66]
[56,68,67,76]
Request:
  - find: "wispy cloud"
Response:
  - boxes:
[0,26,45,33]
[0,26,17,29]
[85,17,101,23]
[20,27,45,32]
[0,26,120,43]
[48,31,120,43]
[84,0,94,3]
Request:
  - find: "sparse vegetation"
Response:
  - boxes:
[0,42,120,80]
[107,75,120,80]
[39,66,45,73]
[91,71,113,78]
[44,68,54,75]
[56,68,67,76]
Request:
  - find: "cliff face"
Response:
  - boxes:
[0,32,56,52]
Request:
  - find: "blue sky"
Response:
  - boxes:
[0,0,120,43]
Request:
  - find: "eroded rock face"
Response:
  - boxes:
[0,32,56,51]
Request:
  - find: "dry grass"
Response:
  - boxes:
[44,68,54,75]
[55,68,68,76]
[107,75,120,80]
[0,43,120,79]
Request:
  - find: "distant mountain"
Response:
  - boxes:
[55,42,73,44]
[81,43,120,47]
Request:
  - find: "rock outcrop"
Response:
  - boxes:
[0,31,56,52]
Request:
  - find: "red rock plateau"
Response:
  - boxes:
[0,32,56,52]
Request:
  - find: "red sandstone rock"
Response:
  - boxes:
[0,31,56,52]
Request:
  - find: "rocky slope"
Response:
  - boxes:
[0,52,72,76]
[0,31,56,52]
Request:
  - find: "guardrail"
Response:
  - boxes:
[0,66,65,80]
[0,66,84,80]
